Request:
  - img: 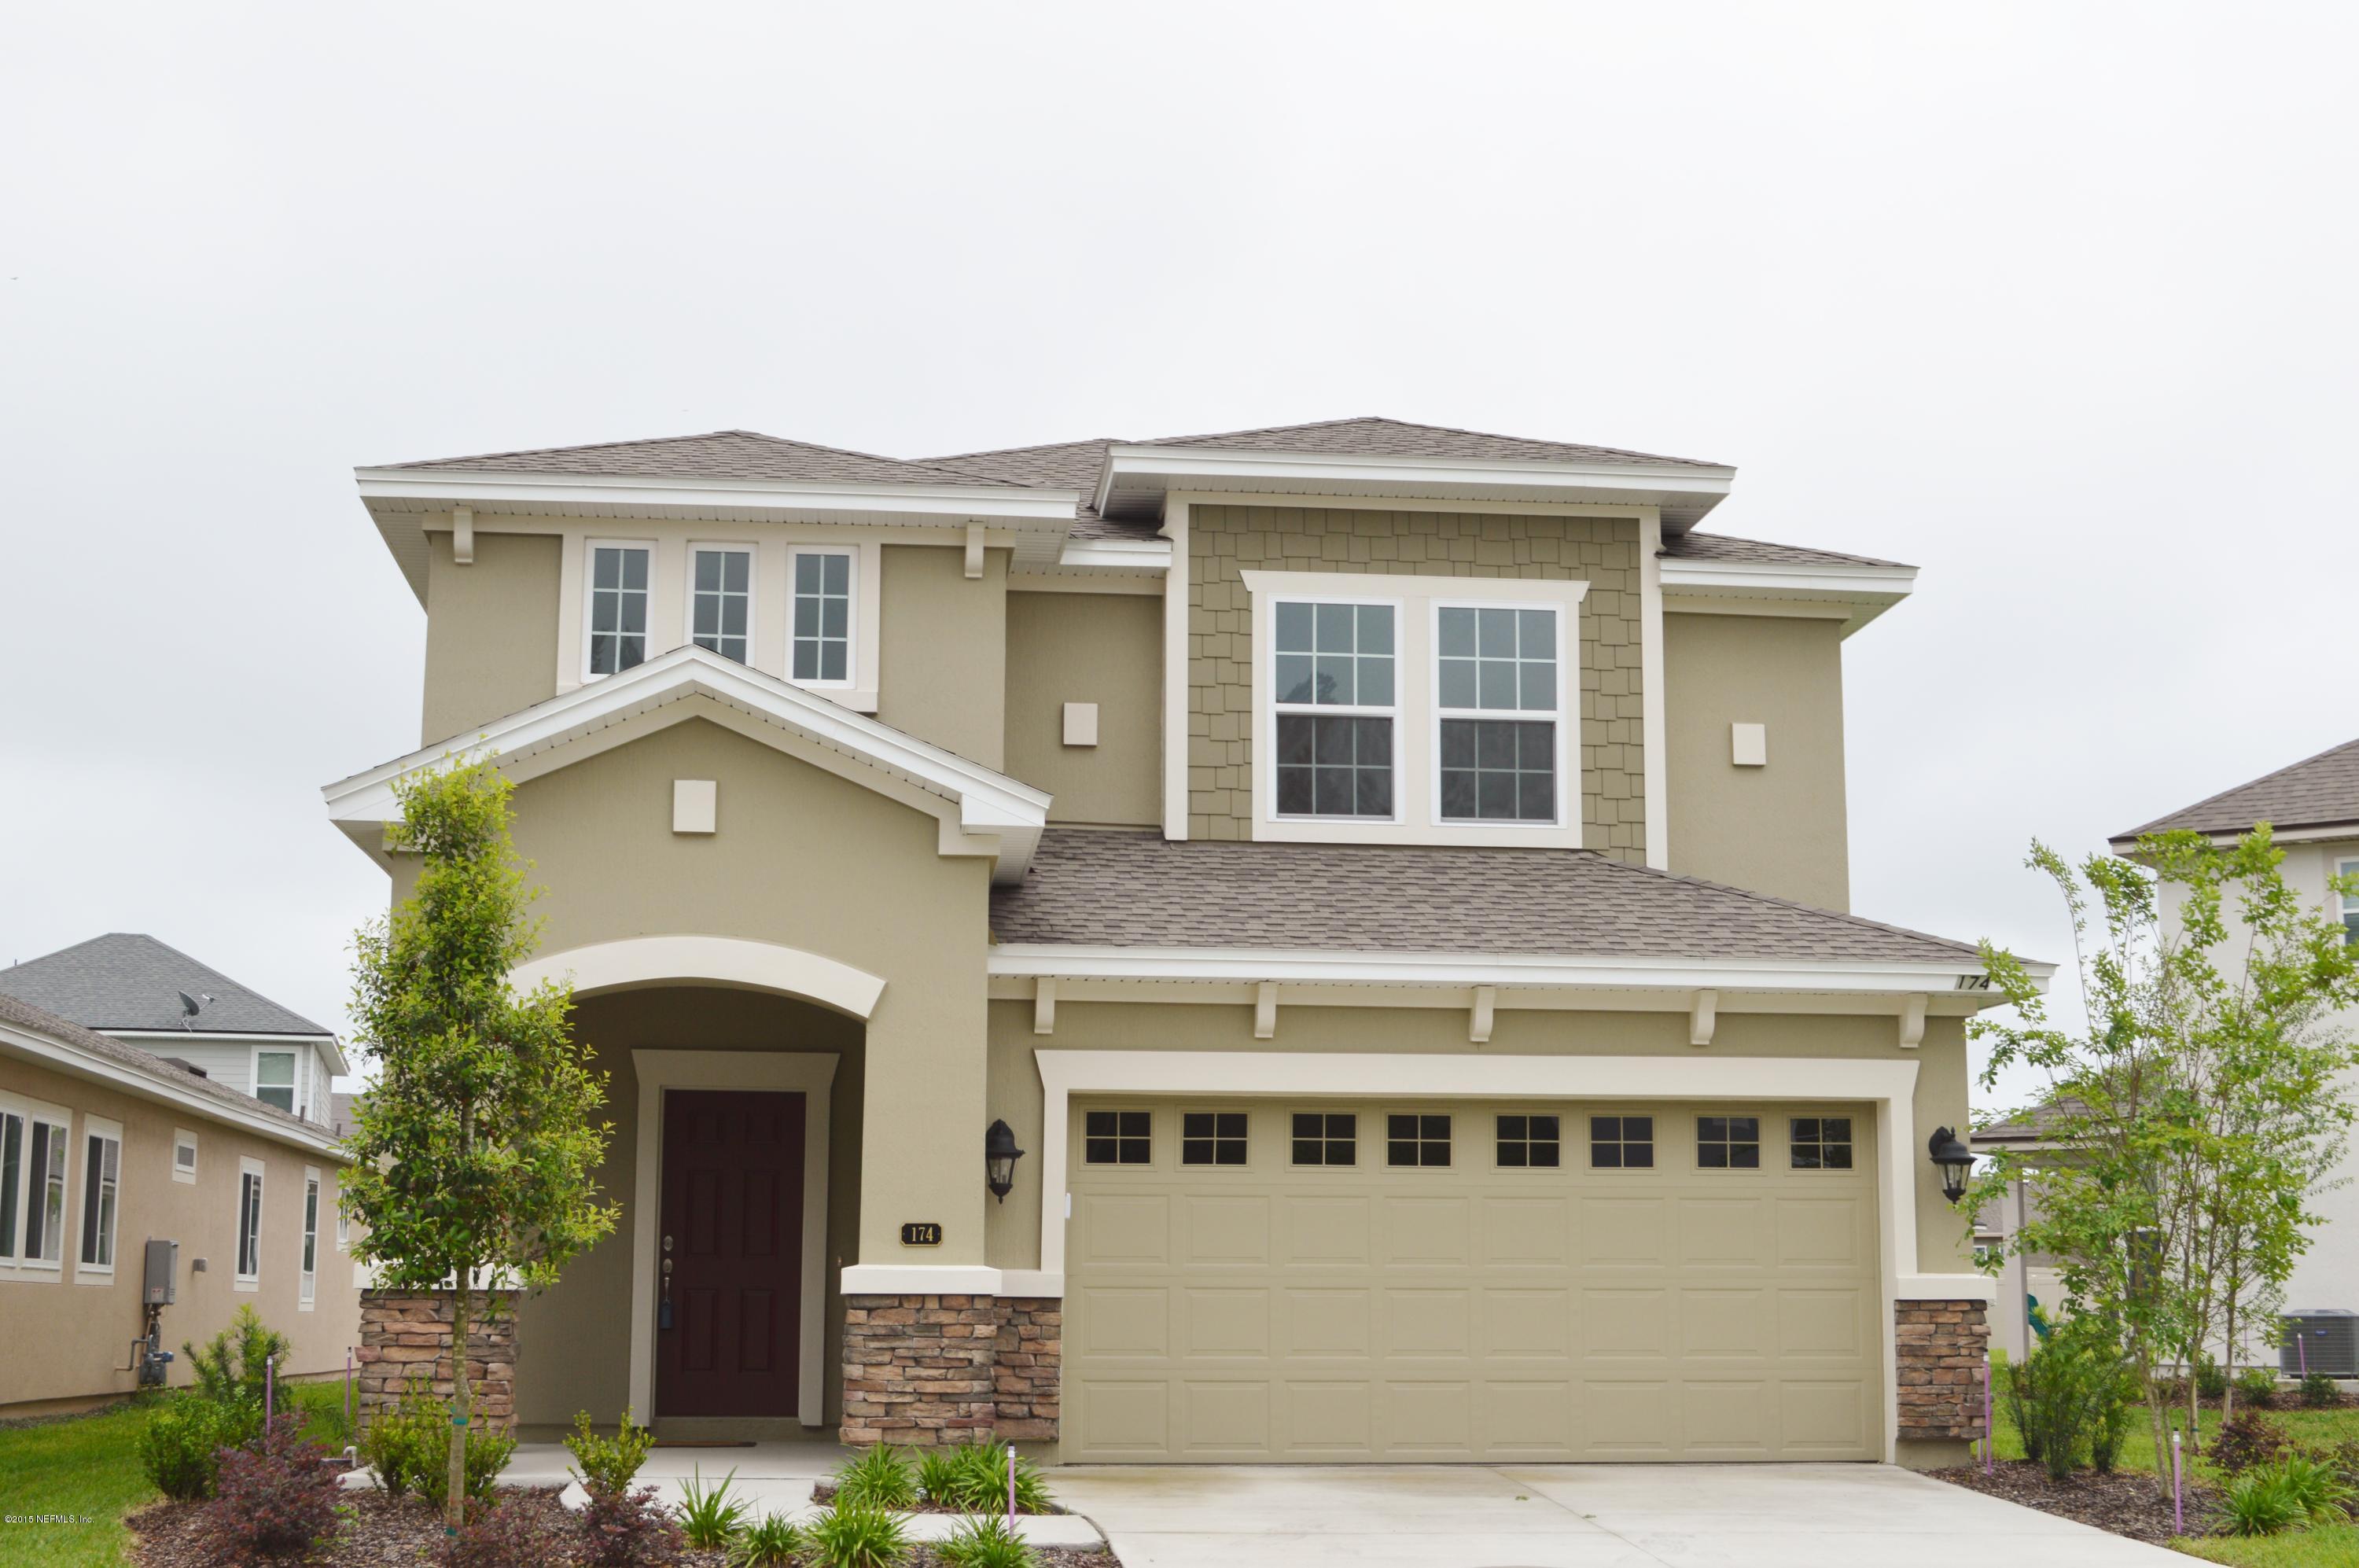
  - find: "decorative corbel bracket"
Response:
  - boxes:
[452,504,475,565]
[1690,988,1718,1048]
[1032,977,1056,1036]
[1898,993,1927,1051]
[1253,981,1278,1040]
[1470,985,1496,1044]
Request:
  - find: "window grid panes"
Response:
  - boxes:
[1789,1117,1854,1170]
[27,1120,64,1262]
[1590,1115,1654,1169]
[1083,1110,1151,1166]
[1290,1113,1357,1166]
[587,545,650,676]
[255,1051,296,1115]
[792,551,853,683]
[237,1171,263,1278]
[80,1132,119,1268]
[691,547,753,664]
[1437,605,1559,823]
[1274,601,1397,819]
[1698,1115,1761,1169]
[1496,1113,1560,1169]
[301,1177,319,1301]
[1181,1112,1249,1166]
[1386,1113,1452,1168]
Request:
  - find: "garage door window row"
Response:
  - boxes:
[1087,1108,1855,1172]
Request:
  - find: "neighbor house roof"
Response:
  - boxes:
[0,933,336,1036]
[0,990,337,1151]
[988,829,1979,966]
[1971,1098,2088,1151]
[2112,736,2359,846]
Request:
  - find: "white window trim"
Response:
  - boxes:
[0,1091,72,1281]
[173,1128,198,1184]
[685,541,760,668]
[235,1157,265,1290]
[299,1168,320,1309]
[580,538,659,683]
[1428,596,1572,830]
[75,1115,123,1283]
[1266,589,1405,826]
[251,1044,300,1117]
[2339,858,2359,934]
[786,544,863,696]
[1242,569,1588,848]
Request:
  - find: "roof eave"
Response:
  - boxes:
[1658,558,1919,637]
[0,1018,345,1156]
[2108,819,2359,856]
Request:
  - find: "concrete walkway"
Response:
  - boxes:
[1051,1462,2190,1567]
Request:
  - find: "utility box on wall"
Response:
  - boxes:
[143,1239,178,1306]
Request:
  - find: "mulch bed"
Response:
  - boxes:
[810,1480,1067,1515]
[127,1486,1118,1566]
[1929,1460,2212,1546]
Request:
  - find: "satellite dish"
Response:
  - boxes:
[177,991,207,1024]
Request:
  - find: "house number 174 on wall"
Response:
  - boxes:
[900,1222,942,1247]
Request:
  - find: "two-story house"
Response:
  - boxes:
[322,418,2029,1466]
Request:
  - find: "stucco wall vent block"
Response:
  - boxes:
[1062,702,1099,748]
[673,779,718,834]
[1731,722,1768,767]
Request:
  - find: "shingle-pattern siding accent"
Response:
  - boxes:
[2115,735,2359,842]
[356,1290,520,1434]
[1895,1299,1989,1442]
[1183,505,1647,857]
[989,829,1980,963]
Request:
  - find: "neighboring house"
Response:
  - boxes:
[322,417,2034,1466]
[2108,735,2359,1338]
[0,933,348,1125]
[0,992,356,1414]
[1970,1102,2075,1361]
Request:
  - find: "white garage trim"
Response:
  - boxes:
[628,1051,837,1427]
[515,935,887,1021]
[1033,1050,1959,1463]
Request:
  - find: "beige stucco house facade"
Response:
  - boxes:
[322,418,2032,1466]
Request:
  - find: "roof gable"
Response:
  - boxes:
[0,933,333,1036]
[2114,735,2359,844]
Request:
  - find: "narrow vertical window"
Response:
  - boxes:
[254,1051,296,1114]
[300,1172,320,1305]
[2340,858,2359,944]
[237,1167,263,1280]
[587,543,651,676]
[792,550,854,683]
[1273,600,1396,818]
[79,1125,120,1269]
[26,1119,66,1262]
[1437,605,1559,823]
[691,546,753,664]
[0,1110,22,1259]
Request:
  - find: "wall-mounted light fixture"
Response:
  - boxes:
[1928,1126,1975,1205]
[985,1118,1025,1204]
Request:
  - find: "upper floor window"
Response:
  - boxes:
[254,1050,297,1116]
[173,1128,198,1184]
[1273,599,1396,819]
[586,543,652,676]
[690,546,753,664]
[1437,605,1560,823]
[792,549,855,685]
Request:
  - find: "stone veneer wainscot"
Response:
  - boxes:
[1895,1298,1989,1444]
[355,1290,520,1434]
[841,1294,1064,1447]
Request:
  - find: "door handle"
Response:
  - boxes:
[660,1240,674,1330]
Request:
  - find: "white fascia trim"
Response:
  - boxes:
[321,642,1048,840]
[355,468,1082,525]
[513,935,886,1021]
[1899,1272,1997,1304]
[1096,446,1735,517]
[2112,823,2359,853]
[1055,539,1172,571]
[987,943,2032,996]
[0,1023,344,1156]
[1658,558,1919,598]
[838,1264,1067,1297]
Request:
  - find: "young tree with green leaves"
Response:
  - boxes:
[1971,827,2359,1493]
[343,756,618,1531]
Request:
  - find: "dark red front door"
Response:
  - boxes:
[657,1090,804,1418]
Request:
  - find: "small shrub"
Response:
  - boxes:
[2196,1357,2230,1400]
[803,1504,909,1568]
[2212,1410,2293,1476]
[2237,1366,2282,1411]
[2009,1320,2133,1481]
[937,1514,1039,1568]
[580,1483,687,1568]
[834,1445,918,1511]
[565,1407,655,1498]
[2273,1454,2356,1524]
[204,1419,343,1560]
[2214,1470,2302,1537]
[2303,1371,2339,1408]
[185,1304,295,1416]
[677,1467,749,1550]
[918,1448,962,1508]
[940,1444,1054,1515]
[361,1378,446,1500]
[414,1419,517,1512]
[290,1379,355,1452]
[140,1389,259,1501]
[2317,1437,2359,1494]
[437,1493,569,1568]
[729,1512,804,1568]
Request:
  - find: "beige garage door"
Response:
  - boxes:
[1065,1099,1881,1463]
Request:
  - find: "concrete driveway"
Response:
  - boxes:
[1052,1463,2186,1567]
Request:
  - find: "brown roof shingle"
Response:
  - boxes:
[381,429,1031,491]
[2114,736,2359,843]
[989,830,1978,965]
[1131,415,1726,470]
[1661,532,1912,569]
[0,991,330,1145]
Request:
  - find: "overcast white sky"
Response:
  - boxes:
[5,5,2354,1115]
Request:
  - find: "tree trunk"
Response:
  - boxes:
[447,1104,473,1534]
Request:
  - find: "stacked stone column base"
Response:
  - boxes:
[1896,1297,1989,1442]
[841,1294,1062,1446]
[355,1290,520,1434]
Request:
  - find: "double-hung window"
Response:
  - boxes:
[586,543,653,676]
[1273,600,1397,819]
[1437,604,1560,823]
[791,550,855,685]
[300,1170,320,1307]
[236,1161,264,1285]
[79,1120,121,1272]
[690,546,753,664]
[6,1110,72,1266]
[254,1050,297,1115]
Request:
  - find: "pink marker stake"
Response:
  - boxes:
[2173,1430,2184,1535]
[1007,1442,1016,1524]
[1982,1359,1994,1473]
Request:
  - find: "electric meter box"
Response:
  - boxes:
[144,1239,178,1306]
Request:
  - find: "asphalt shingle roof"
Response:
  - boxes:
[0,933,334,1036]
[2114,737,2359,842]
[0,991,327,1143]
[381,429,1029,490]
[989,830,1978,965]
[1129,416,1726,470]
[1660,532,1912,569]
